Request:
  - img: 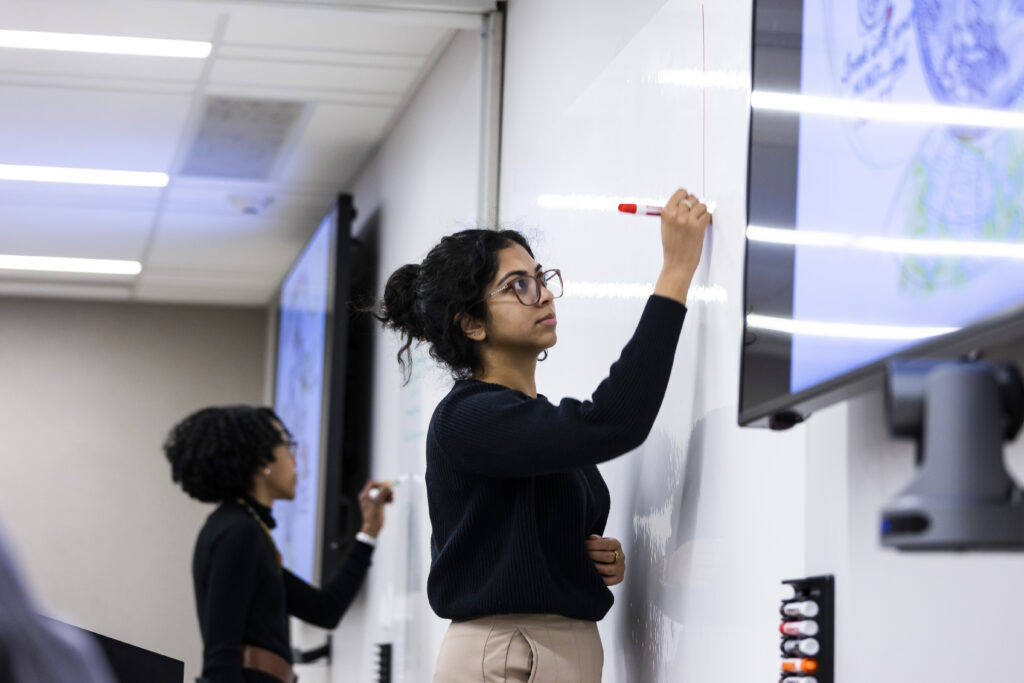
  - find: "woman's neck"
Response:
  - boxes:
[475,352,539,397]
[247,482,275,508]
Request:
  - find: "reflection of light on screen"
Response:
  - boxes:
[657,69,750,91]
[747,314,957,340]
[751,90,1024,129]
[565,280,727,303]
[748,224,1024,259]
[537,194,663,211]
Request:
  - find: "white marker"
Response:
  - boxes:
[781,637,820,657]
[781,600,819,618]
[369,472,423,499]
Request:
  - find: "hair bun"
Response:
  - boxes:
[379,263,425,340]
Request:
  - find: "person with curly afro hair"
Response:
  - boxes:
[165,405,393,683]
[376,188,710,682]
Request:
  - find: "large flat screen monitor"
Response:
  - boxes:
[271,195,357,584]
[742,0,1024,428]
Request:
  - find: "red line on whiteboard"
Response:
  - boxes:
[701,3,706,199]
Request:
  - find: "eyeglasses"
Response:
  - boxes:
[485,269,563,306]
[281,440,299,456]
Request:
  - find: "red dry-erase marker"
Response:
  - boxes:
[618,201,716,216]
[618,203,662,216]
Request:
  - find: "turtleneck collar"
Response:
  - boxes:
[239,495,277,529]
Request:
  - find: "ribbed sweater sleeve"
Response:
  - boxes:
[283,541,372,628]
[432,295,686,476]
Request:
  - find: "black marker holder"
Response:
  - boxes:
[780,574,834,683]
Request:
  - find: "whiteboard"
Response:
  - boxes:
[499,0,808,680]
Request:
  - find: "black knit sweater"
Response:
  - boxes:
[192,497,373,683]
[426,294,687,622]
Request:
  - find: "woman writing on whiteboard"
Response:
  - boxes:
[164,405,393,683]
[376,188,710,681]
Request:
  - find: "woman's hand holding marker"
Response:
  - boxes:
[653,187,712,305]
[359,479,394,538]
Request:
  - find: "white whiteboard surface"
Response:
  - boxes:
[500,0,808,680]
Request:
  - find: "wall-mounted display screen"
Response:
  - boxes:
[742,0,1024,427]
[272,210,335,583]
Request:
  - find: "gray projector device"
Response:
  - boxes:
[881,358,1024,550]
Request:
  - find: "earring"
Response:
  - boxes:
[538,350,549,361]
[264,468,271,475]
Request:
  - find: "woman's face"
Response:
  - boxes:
[265,422,298,501]
[475,243,558,356]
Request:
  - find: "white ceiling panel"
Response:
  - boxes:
[0,0,492,305]
[158,183,326,219]
[210,59,419,95]
[0,51,205,84]
[0,205,154,259]
[274,102,389,184]
[0,182,163,211]
[0,86,192,169]
[1,0,220,39]
[146,218,310,270]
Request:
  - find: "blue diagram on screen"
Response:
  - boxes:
[272,212,333,583]
[789,0,1024,393]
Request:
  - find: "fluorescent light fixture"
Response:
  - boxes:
[750,90,1024,129]
[564,281,728,303]
[747,224,1024,260]
[0,254,142,275]
[747,313,957,340]
[0,29,211,58]
[0,164,168,187]
[658,69,750,91]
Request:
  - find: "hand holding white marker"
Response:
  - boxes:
[358,479,394,538]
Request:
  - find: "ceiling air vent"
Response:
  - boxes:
[180,97,306,179]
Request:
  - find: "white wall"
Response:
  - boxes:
[321,27,485,683]
[500,0,808,681]
[0,296,267,682]
[806,385,1024,681]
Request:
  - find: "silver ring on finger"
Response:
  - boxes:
[681,199,694,209]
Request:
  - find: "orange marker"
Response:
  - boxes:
[781,657,818,674]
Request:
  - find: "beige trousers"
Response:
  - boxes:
[433,614,603,683]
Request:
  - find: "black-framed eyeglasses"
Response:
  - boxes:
[485,269,563,306]
[281,440,299,456]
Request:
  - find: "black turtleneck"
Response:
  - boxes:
[191,496,373,683]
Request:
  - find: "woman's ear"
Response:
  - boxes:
[459,314,486,342]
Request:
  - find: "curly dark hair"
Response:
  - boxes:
[163,405,291,503]
[375,228,534,381]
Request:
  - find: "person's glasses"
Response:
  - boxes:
[281,440,299,456]
[485,269,563,306]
